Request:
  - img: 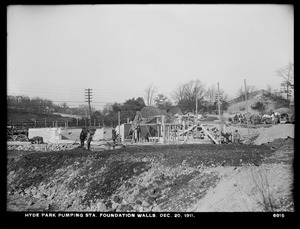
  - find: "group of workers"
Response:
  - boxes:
[79,127,118,150]
[79,127,95,150]
[79,125,241,150]
[215,129,241,144]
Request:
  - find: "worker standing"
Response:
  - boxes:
[112,127,117,149]
[232,130,241,144]
[86,128,95,150]
[79,127,87,147]
[136,125,141,143]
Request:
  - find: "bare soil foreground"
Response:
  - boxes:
[7,136,294,213]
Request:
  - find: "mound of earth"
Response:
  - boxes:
[7,140,294,213]
[140,106,168,118]
[227,94,283,115]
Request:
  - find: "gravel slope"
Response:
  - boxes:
[7,143,279,212]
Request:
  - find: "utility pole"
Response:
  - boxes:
[195,92,198,121]
[85,88,93,127]
[217,82,221,121]
[118,111,121,142]
[244,79,250,137]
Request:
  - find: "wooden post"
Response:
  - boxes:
[244,79,250,137]
[76,118,78,126]
[168,125,170,144]
[94,119,96,127]
[162,115,165,143]
[196,92,198,121]
[118,111,121,139]
[45,118,47,127]
[53,121,54,127]
[156,124,159,143]
[217,82,221,121]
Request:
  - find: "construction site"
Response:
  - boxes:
[7,98,295,215]
[6,5,295,221]
[7,106,294,151]
[6,85,296,215]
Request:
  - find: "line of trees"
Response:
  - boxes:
[144,79,230,115]
[8,63,293,127]
[7,95,55,114]
[7,95,96,117]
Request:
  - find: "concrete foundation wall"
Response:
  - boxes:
[28,128,60,143]
[59,128,113,141]
[28,126,130,143]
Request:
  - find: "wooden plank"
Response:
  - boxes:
[179,124,197,136]
[200,124,219,144]
[181,138,188,145]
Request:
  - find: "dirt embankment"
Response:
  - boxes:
[7,138,294,212]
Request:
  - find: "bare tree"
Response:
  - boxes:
[205,85,217,113]
[172,80,206,104]
[185,80,206,100]
[171,83,185,103]
[277,63,294,101]
[277,63,294,87]
[172,79,206,113]
[144,84,158,106]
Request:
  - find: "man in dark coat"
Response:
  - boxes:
[80,127,87,147]
[136,125,141,143]
[112,127,117,144]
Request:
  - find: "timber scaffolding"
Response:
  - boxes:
[121,121,221,145]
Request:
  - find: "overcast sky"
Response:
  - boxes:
[7,4,294,109]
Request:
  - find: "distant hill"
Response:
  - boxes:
[7,109,85,128]
[226,93,290,115]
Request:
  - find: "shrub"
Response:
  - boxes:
[251,102,265,111]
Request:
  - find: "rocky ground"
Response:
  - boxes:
[7,134,294,213]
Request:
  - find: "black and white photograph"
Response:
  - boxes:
[6,4,294,220]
